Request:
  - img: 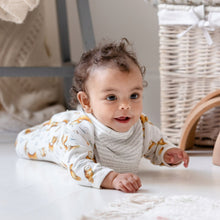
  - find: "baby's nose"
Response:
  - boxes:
[119,102,131,110]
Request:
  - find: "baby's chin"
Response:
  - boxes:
[108,123,134,133]
[108,126,131,133]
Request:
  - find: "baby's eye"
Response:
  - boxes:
[106,95,117,101]
[130,93,139,99]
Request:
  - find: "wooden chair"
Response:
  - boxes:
[179,89,220,152]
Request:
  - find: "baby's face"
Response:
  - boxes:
[85,64,143,132]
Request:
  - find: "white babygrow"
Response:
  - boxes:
[16,110,176,188]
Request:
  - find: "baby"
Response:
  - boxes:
[16,38,189,193]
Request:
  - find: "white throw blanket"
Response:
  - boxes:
[0,0,40,24]
[0,0,65,134]
[81,194,220,220]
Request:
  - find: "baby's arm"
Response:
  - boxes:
[142,115,189,167]
[101,171,142,193]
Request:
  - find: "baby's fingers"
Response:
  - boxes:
[176,150,189,167]
[182,151,189,168]
[129,176,142,191]
[164,153,174,164]
[173,150,189,167]
[117,181,135,193]
[117,181,130,193]
[135,176,142,188]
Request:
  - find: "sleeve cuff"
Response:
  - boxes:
[92,168,113,189]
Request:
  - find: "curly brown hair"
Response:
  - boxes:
[70,38,147,109]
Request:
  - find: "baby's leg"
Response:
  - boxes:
[15,123,62,165]
[213,132,220,166]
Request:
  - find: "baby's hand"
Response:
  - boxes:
[164,148,189,168]
[112,173,142,193]
[101,171,142,193]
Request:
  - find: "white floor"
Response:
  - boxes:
[1,137,220,220]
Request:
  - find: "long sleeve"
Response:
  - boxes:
[15,110,113,189]
[140,114,177,166]
[61,119,113,188]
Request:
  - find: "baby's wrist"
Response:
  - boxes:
[101,171,118,189]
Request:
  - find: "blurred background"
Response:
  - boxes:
[0,0,160,142]
[67,0,160,126]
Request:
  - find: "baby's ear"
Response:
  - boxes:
[77,91,92,113]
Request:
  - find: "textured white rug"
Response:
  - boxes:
[81,194,220,220]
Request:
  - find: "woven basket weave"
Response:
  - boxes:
[159,4,220,146]
[158,0,220,5]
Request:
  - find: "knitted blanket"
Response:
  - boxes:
[0,0,40,24]
[0,0,65,133]
[81,194,220,220]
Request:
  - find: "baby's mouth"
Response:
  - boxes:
[115,116,130,123]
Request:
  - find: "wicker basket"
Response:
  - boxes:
[158,4,220,147]
[158,0,220,5]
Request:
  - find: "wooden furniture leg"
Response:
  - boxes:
[213,132,220,166]
[179,89,220,150]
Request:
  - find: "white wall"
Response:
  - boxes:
[66,0,161,127]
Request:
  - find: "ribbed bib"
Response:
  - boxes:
[86,113,143,173]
